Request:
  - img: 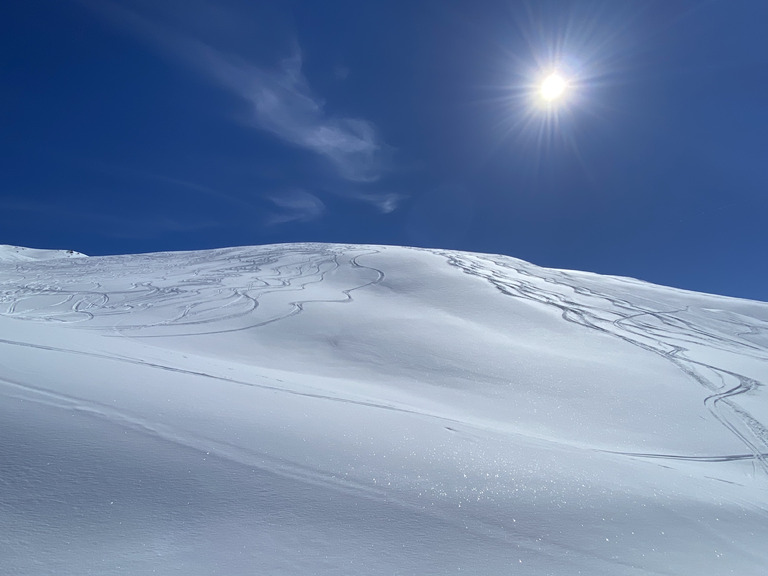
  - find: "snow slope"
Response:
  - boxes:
[0,244,87,262]
[1,243,766,575]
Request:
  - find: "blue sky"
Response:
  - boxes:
[2,0,767,300]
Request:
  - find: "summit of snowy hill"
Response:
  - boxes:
[1,243,767,575]
[0,244,87,262]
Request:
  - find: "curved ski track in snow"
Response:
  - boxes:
[436,249,768,475]
[2,242,768,575]
[2,243,767,474]
[1,244,384,337]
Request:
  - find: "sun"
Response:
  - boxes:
[540,73,567,103]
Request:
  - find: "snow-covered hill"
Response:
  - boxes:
[0,244,87,262]
[1,243,766,575]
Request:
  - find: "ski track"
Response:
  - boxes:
[0,334,466,429]
[435,249,768,476]
[0,375,432,513]
[2,243,767,478]
[0,244,384,337]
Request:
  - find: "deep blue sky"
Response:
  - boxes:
[2,0,767,300]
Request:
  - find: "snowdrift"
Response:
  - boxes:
[0,244,87,262]
[1,243,766,575]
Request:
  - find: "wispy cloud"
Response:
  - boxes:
[85,1,391,184]
[335,190,406,214]
[220,52,389,183]
[374,193,405,214]
[266,189,325,225]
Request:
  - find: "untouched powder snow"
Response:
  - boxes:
[1,243,767,575]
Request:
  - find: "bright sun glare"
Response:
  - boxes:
[540,73,567,102]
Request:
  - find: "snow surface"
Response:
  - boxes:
[0,244,87,262]
[1,243,766,575]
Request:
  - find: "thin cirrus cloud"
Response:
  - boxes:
[266,189,325,226]
[339,190,405,214]
[85,1,392,186]
[225,52,390,184]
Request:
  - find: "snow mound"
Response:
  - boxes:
[1,243,766,575]
[0,244,87,262]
